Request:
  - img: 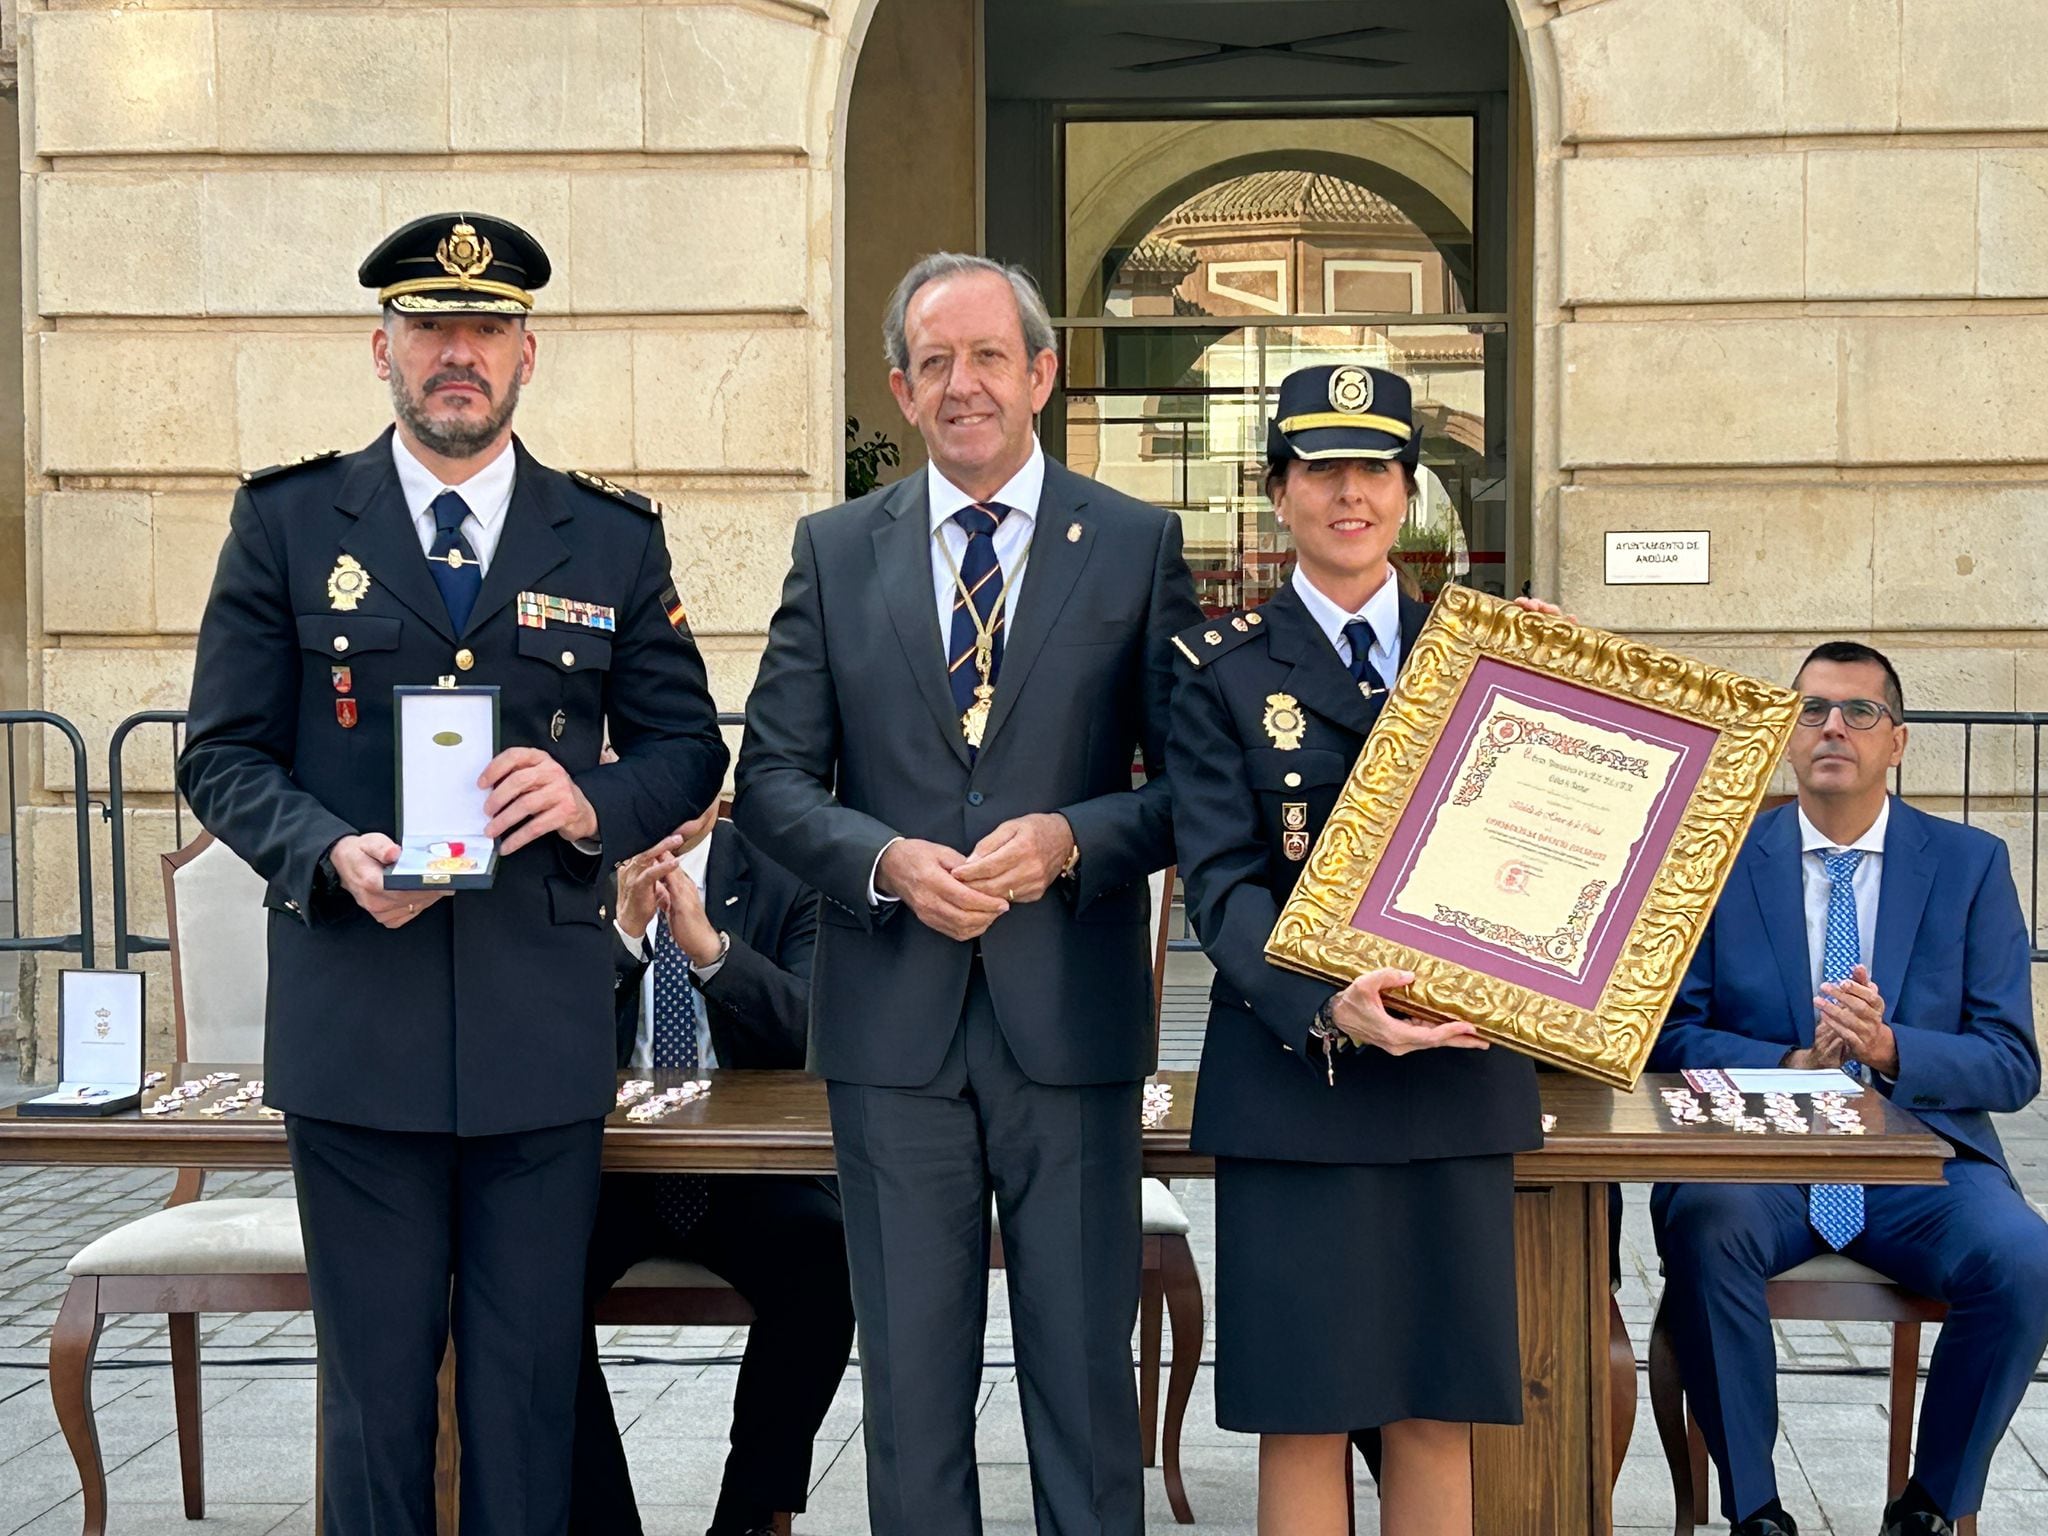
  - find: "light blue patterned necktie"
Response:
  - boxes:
[1809,848,1867,1250]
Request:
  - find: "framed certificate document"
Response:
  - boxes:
[1266,585,1800,1087]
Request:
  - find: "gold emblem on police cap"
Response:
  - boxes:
[327,554,371,612]
[1262,692,1306,750]
[436,222,494,282]
[1328,365,1373,414]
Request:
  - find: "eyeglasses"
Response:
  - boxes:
[1796,696,1894,730]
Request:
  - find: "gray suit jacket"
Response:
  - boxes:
[733,458,1201,1088]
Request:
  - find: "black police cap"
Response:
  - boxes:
[1266,364,1419,468]
[359,213,552,315]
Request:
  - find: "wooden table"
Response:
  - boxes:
[2,1068,1950,1536]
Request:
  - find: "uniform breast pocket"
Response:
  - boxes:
[296,614,402,663]
[1245,747,1351,797]
[517,628,613,677]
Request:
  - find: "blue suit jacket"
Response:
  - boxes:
[1648,798,2039,1177]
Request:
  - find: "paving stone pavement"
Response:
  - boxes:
[4,1074,2048,1532]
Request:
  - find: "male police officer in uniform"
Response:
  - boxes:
[178,213,727,1536]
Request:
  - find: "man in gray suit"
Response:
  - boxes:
[734,253,1199,1533]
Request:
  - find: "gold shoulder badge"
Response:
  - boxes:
[1172,611,1260,668]
[242,449,341,486]
[1262,692,1306,750]
[327,554,371,612]
[569,470,659,516]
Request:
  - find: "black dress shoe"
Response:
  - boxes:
[1880,1504,1955,1536]
[1731,1513,1798,1536]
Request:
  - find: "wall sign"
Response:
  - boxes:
[1604,531,1709,586]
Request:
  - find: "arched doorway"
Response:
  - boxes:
[837,0,1533,606]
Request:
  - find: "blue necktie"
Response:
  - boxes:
[1341,618,1388,697]
[650,915,709,1236]
[428,490,484,632]
[1809,848,1867,1250]
[946,503,1009,756]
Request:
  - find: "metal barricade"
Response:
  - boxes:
[0,711,97,966]
[106,711,190,969]
[1898,709,2048,962]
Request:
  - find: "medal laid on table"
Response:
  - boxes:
[933,525,1029,750]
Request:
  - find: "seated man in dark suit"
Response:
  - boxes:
[571,797,854,1536]
[1650,641,2048,1536]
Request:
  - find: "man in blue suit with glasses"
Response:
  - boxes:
[1649,640,2048,1536]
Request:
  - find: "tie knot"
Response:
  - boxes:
[1342,618,1376,657]
[431,489,472,536]
[953,502,1007,540]
[1822,848,1865,883]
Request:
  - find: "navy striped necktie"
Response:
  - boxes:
[946,502,1009,752]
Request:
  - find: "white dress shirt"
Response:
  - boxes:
[1796,797,1888,998]
[614,829,726,1071]
[925,438,1044,646]
[866,441,1047,906]
[391,433,516,573]
[1291,564,1404,685]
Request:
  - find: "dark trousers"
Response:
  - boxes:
[828,965,1146,1536]
[287,1113,605,1536]
[1653,1157,2048,1521]
[571,1174,856,1535]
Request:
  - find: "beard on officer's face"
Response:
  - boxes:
[388,357,523,460]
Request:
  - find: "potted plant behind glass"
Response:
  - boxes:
[846,418,901,498]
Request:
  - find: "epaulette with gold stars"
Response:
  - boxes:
[240,450,340,486]
[569,470,661,517]
[1171,610,1265,668]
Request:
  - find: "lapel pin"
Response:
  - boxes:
[1066,522,1082,543]
[724,896,739,906]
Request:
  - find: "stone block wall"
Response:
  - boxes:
[1528,0,2048,965]
[19,0,845,1071]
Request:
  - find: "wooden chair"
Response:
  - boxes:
[50,829,311,1536]
[1647,1255,1976,1536]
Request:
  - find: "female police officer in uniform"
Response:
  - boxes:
[1167,365,1545,1536]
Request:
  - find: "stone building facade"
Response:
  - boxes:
[13,0,2048,1069]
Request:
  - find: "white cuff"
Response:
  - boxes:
[612,917,652,961]
[868,837,904,907]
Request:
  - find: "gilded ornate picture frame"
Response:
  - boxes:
[1266,585,1800,1087]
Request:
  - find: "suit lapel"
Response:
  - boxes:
[336,428,457,645]
[705,823,753,948]
[1263,581,1377,737]
[464,441,571,640]
[1748,808,1819,1045]
[871,476,973,770]
[980,463,1096,751]
[1871,798,1934,1009]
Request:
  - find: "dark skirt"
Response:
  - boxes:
[1213,1152,1523,1433]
